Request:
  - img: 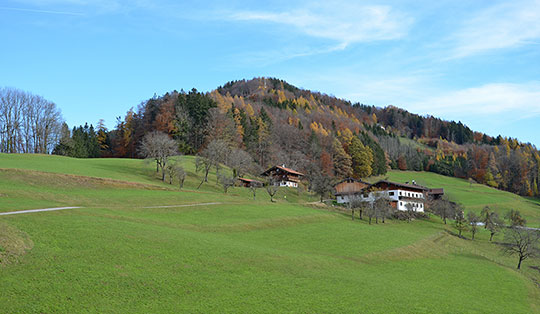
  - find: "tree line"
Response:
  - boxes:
[0,87,63,154]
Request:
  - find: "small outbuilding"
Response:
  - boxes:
[237,177,263,188]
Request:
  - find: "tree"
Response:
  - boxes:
[454,209,468,238]
[505,209,526,227]
[349,137,373,178]
[265,179,279,202]
[486,212,504,241]
[404,203,415,223]
[467,212,480,240]
[140,131,178,181]
[480,206,492,229]
[501,228,540,269]
[349,196,368,221]
[428,196,456,224]
[197,139,229,188]
[176,166,186,189]
[227,148,255,178]
[249,181,261,200]
[373,192,394,223]
[366,201,377,225]
[311,172,333,202]
[218,173,235,193]
[331,138,353,178]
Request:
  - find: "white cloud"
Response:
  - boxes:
[450,0,540,58]
[228,2,412,48]
[408,82,540,118]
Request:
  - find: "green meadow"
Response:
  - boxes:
[1,153,539,313]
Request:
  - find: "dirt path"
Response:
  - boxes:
[0,206,82,216]
[141,202,222,209]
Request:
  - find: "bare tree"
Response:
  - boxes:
[226,148,255,178]
[404,203,415,223]
[140,131,178,181]
[480,206,492,229]
[249,181,261,200]
[196,156,213,189]
[467,212,480,240]
[311,172,333,202]
[350,196,369,221]
[265,179,279,202]
[428,196,456,224]
[454,208,468,238]
[218,173,235,193]
[501,228,540,269]
[197,139,229,188]
[486,212,504,241]
[176,166,186,189]
[0,87,63,154]
[373,193,394,223]
[505,209,526,227]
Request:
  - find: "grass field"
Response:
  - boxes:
[1,153,540,313]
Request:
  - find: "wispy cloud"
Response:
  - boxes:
[450,0,540,58]
[227,2,412,48]
[408,82,540,118]
[0,6,83,15]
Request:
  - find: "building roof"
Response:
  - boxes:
[261,165,304,177]
[368,180,429,192]
[238,177,263,184]
[428,188,444,195]
[333,177,369,187]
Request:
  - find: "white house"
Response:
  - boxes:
[337,180,428,212]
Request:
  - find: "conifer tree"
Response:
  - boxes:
[331,138,353,178]
[349,137,373,178]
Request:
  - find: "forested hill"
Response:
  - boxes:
[53,77,540,197]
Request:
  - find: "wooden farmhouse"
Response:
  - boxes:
[261,165,304,188]
[334,178,370,203]
[336,179,443,213]
[237,177,263,188]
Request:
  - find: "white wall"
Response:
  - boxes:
[337,189,425,212]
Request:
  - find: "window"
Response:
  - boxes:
[400,202,403,206]
[389,192,394,196]
[399,191,402,196]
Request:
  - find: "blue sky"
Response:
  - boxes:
[1,0,539,146]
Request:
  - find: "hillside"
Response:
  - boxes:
[59,77,536,201]
[1,154,540,313]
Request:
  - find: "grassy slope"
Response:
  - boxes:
[372,170,540,227]
[0,154,539,313]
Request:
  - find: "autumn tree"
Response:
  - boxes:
[349,136,373,178]
[505,209,526,227]
[331,138,353,178]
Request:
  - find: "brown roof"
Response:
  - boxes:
[238,177,263,184]
[368,180,428,192]
[261,165,304,176]
[428,188,444,194]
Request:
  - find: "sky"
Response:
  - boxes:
[1,0,539,146]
